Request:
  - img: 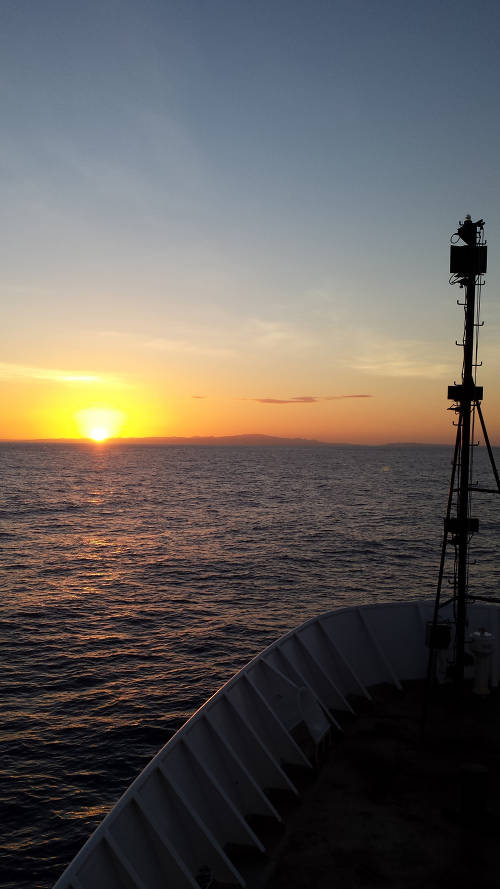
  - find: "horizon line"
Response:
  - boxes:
[0,433,453,447]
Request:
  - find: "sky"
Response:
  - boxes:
[2,0,500,444]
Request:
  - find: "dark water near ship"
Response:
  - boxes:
[1,442,499,888]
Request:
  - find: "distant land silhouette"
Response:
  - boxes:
[13,434,328,447]
[117,434,327,446]
[2,435,455,447]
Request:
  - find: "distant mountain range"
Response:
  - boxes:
[106,434,329,447]
[2,433,328,446]
[2,435,457,447]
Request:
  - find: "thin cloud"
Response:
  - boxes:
[352,355,450,378]
[0,362,128,387]
[192,395,207,399]
[349,337,451,379]
[253,396,317,404]
[97,330,125,339]
[98,330,235,359]
[251,394,373,404]
[324,394,373,400]
[145,338,235,359]
[251,320,313,350]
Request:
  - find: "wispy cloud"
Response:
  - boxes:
[144,338,235,358]
[324,394,373,400]
[98,330,235,359]
[97,329,125,339]
[0,362,128,387]
[253,396,317,404]
[251,320,313,350]
[41,109,206,213]
[250,394,373,404]
[99,321,314,361]
[349,338,451,379]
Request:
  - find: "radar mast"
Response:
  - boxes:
[429,217,499,689]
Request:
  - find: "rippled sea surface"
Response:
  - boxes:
[2,442,500,888]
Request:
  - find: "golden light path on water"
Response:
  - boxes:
[2,441,500,888]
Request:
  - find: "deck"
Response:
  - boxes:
[266,682,500,889]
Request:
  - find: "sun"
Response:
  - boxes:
[89,426,110,442]
[76,407,124,441]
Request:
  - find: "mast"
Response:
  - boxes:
[428,216,500,692]
[450,217,485,685]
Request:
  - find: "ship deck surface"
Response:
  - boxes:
[265,681,500,889]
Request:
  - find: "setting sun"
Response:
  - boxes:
[89,427,110,442]
[76,407,125,442]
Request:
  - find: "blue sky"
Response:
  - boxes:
[2,0,500,441]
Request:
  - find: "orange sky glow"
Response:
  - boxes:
[2,351,500,445]
[2,4,500,447]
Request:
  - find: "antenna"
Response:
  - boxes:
[428,217,499,692]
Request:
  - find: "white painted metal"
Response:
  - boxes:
[470,629,495,695]
[316,618,372,699]
[53,599,500,889]
[356,609,403,690]
[263,640,341,729]
[206,698,299,796]
[183,717,282,822]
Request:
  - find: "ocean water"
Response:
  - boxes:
[1,442,499,888]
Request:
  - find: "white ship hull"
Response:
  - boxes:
[53,599,500,889]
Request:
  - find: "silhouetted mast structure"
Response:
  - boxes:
[430,217,500,688]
